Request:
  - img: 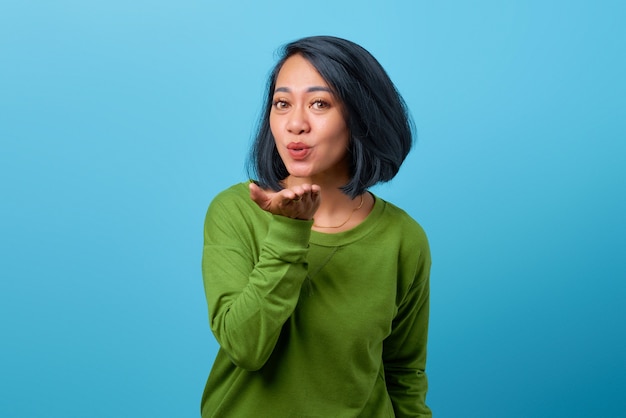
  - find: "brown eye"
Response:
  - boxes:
[272,99,289,110]
[311,99,329,110]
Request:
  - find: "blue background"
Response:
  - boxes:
[1,1,624,417]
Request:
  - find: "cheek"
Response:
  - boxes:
[321,116,348,137]
[332,123,350,148]
[331,114,349,137]
[269,111,284,136]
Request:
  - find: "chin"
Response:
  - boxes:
[285,164,316,178]
[287,171,315,180]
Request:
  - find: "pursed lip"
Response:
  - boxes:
[286,142,310,150]
[286,142,311,160]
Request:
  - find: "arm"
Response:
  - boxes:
[202,194,312,371]
[383,243,432,417]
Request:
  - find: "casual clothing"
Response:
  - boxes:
[201,182,431,417]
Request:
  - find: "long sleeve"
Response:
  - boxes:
[200,188,433,417]
[201,189,312,371]
[382,234,432,417]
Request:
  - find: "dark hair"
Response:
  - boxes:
[248,35,414,198]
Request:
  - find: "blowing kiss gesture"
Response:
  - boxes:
[249,181,321,221]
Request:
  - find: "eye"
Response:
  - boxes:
[310,99,330,110]
[272,99,289,110]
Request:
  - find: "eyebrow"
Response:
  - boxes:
[274,86,332,94]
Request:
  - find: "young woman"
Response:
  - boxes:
[201,36,431,417]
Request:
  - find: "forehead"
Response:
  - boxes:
[274,54,328,89]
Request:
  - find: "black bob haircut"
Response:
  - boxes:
[248,35,414,198]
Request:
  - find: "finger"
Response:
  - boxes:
[290,184,314,202]
[289,185,305,199]
[308,184,321,202]
[249,182,265,203]
[278,188,297,202]
[299,184,312,195]
[249,182,274,211]
[276,191,296,208]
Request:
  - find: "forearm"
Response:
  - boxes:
[203,214,312,370]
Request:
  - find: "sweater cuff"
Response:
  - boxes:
[266,215,313,253]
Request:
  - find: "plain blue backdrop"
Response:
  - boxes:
[1,1,624,417]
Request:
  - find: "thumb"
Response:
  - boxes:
[249,182,269,209]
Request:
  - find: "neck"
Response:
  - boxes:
[312,193,364,229]
[309,185,368,231]
[283,174,372,231]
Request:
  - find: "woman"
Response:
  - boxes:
[201,36,431,417]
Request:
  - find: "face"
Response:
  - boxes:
[270,54,350,184]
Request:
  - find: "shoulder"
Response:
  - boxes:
[371,196,431,296]
[206,182,253,214]
[204,182,259,229]
[203,182,271,245]
[210,182,250,205]
[376,197,429,248]
[374,196,431,277]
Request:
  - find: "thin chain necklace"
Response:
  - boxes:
[313,194,364,229]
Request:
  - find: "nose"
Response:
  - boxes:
[286,106,310,135]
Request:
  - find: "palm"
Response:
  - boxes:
[249,182,320,220]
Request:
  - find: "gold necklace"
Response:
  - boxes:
[313,194,364,229]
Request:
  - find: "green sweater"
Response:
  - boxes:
[201,182,431,417]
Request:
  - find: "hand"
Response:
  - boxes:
[249,182,321,220]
